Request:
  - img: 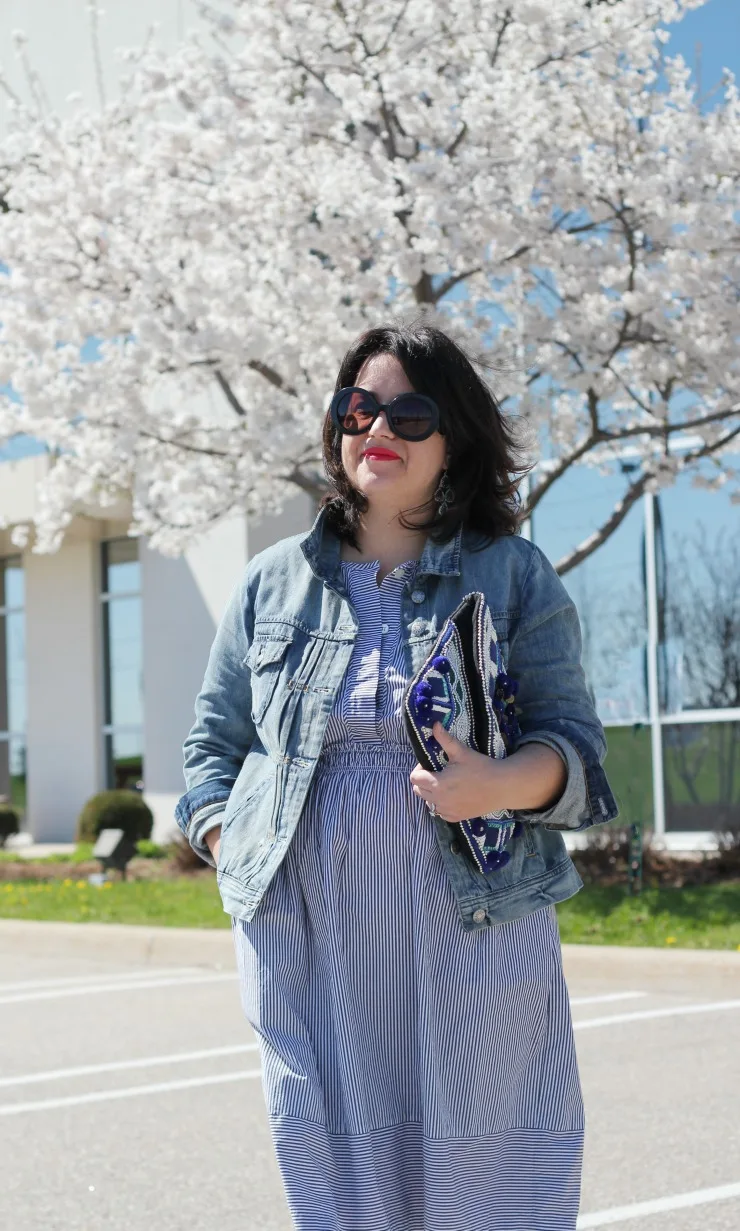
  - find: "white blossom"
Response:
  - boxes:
[0,0,737,572]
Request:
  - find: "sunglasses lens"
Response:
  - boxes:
[335,389,376,434]
[391,395,435,438]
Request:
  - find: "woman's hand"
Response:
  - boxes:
[409,721,568,822]
[204,825,222,865]
[410,722,507,823]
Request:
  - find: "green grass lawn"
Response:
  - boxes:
[557,883,740,950]
[0,876,229,928]
[0,877,738,947]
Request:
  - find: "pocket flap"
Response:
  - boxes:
[245,636,292,671]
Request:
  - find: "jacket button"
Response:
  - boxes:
[410,618,425,636]
[449,841,460,855]
[411,590,425,603]
[472,908,487,924]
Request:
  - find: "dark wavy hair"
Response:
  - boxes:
[320,321,532,551]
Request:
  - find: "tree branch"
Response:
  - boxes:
[551,418,740,577]
[528,431,605,514]
[554,472,652,576]
[275,464,328,501]
[490,10,513,68]
[528,402,740,516]
[212,362,298,416]
[214,369,247,417]
[445,121,467,159]
[432,266,482,301]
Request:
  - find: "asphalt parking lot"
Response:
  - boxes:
[1,923,738,1231]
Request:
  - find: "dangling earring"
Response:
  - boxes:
[433,467,455,518]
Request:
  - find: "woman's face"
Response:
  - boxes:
[339,353,447,516]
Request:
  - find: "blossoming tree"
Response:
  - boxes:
[0,0,738,569]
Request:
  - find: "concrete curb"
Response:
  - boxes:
[1,920,739,989]
[561,942,740,993]
[0,918,235,968]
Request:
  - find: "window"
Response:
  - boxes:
[0,556,26,816]
[657,471,739,716]
[101,539,144,790]
[528,447,740,837]
[530,465,648,725]
[601,723,654,832]
[663,721,740,832]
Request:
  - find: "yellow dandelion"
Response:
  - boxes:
[76,881,87,889]
[665,936,677,945]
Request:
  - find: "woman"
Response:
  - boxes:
[175,322,618,1231]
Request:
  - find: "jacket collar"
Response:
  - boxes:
[300,502,463,582]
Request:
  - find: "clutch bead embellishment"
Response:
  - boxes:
[403,592,522,876]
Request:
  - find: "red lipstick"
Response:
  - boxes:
[363,447,401,460]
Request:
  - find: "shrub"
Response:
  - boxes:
[170,833,213,874]
[571,825,630,886]
[572,821,740,889]
[714,825,740,880]
[76,790,154,845]
[135,838,170,860]
[0,804,20,846]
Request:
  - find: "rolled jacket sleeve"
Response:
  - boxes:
[174,571,257,862]
[506,543,618,831]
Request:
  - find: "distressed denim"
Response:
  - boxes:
[175,505,618,930]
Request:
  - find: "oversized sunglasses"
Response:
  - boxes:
[330,386,443,442]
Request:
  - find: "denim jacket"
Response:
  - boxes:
[175,504,618,931]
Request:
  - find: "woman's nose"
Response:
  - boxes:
[367,410,395,438]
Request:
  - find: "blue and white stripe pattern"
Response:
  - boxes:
[233,558,584,1230]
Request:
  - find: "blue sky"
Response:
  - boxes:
[664,0,739,99]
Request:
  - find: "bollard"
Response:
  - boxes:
[628,818,643,896]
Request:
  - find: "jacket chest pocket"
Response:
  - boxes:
[244,634,293,725]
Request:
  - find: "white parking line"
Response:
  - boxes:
[0,1042,260,1088]
[570,992,647,1007]
[0,967,211,994]
[575,999,740,1031]
[0,1069,263,1116]
[577,1180,740,1227]
[0,972,238,1006]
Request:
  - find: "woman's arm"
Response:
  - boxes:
[492,742,568,811]
[411,543,615,827]
[413,719,568,823]
[204,825,222,865]
[174,573,257,865]
[504,543,618,830]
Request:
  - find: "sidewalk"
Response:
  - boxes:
[2,841,77,859]
[1,918,739,993]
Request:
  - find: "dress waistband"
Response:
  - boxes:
[317,740,416,773]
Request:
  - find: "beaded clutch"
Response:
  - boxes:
[403,591,521,874]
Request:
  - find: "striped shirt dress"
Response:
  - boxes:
[232,558,584,1231]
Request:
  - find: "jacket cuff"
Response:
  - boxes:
[189,803,227,868]
[512,733,592,830]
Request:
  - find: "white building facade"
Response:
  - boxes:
[0,456,314,842]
